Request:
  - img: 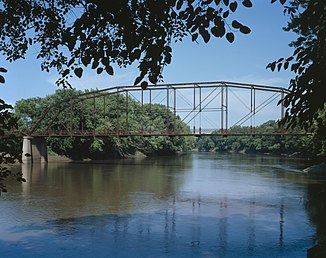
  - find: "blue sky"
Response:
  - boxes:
[1,1,296,106]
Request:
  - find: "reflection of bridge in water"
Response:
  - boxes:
[22,81,303,138]
[20,162,287,256]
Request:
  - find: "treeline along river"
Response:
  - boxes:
[1,153,325,257]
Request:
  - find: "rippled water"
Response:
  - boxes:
[1,153,325,257]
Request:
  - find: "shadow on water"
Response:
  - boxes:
[306,183,326,257]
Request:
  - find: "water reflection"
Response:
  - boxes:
[17,155,193,220]
[0,153,324,257]
[306,183,326,257]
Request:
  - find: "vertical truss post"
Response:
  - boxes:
[93,93,96,136]
[116,88,119,135]
[250,87,256,135]
[126,90,129,134]
[250,87,253,134]
[253,88,256,135]
[225,85,228,133]
[221,85,224,134]
[199,86,202,134]
[250,87,253,135]
[141,88,144,134]
[193,84,196,134]
[167,86,170,133]
[281,89,285,135]
[174,88,176,133]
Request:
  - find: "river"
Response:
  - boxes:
[0,153,325,257]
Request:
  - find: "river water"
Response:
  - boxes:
[0,153,325,257]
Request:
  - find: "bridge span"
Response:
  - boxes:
[23,81,298,137]
[11,81,307,163]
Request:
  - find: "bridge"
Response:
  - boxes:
[14,81,306,163]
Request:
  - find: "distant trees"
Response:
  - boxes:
[196,120,314,156]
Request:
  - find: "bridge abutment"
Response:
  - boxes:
[22,136,48,163]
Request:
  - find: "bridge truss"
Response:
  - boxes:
[22,81,305,137]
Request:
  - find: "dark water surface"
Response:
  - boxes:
[1,153,325,257]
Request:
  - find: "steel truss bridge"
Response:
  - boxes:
[20,81,306,138]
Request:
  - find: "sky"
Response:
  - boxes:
[0,1,296,107]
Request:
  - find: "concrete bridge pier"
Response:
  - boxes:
[22,136,48,163]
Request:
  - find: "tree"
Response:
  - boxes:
[0,0,254,88]
[14,90,195,159]
[1,0,324,151]
[268,0,326,133]
[0,68,24,194]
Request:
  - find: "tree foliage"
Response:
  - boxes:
[14,89,195,159]
[268,0,326,133]
[0,68,24,194]
[0,0,253,88]
[196,120,314,156]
